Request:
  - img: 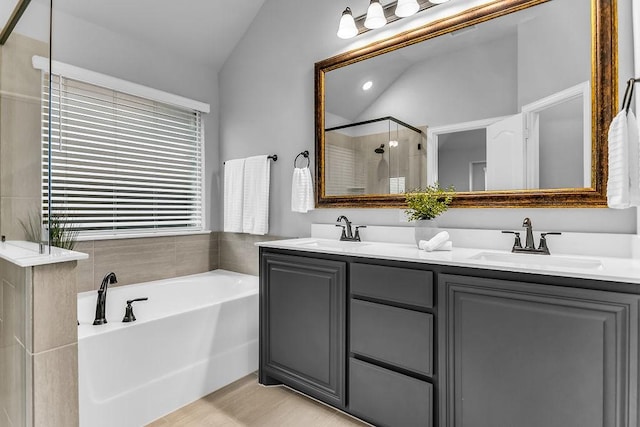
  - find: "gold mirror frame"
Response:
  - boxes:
[315,0,616,208]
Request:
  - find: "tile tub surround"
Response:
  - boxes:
[75,232,220,293]
[0,258,80,427]
[219,233,286,276]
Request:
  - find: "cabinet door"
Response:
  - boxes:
[260,253,346,408]
[439,274,640,427]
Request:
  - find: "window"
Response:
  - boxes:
[38,60,206,237]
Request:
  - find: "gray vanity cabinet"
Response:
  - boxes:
[438,274,640,427]
[349,263,434,427]
[259,253,346,408]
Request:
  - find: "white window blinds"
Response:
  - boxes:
[42,74,204,236]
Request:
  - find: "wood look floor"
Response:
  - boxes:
[146,374,369,427]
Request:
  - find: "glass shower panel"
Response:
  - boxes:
[0,0,51,245]
[0,1,51,425]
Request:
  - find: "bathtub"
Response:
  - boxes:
[77,270,259,427]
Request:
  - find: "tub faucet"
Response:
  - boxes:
[93,272,117,325]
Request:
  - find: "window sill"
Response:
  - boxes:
[75,229,213,242]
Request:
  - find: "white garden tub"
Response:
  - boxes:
[77,270,259,427]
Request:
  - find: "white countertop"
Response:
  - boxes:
[257,237,640,285]
[0,240,89,267]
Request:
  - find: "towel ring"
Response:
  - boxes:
[294,150,310,168]
[622,78,640,114]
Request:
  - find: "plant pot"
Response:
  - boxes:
[414,219,440,247]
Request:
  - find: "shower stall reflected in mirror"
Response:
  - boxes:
[324,116,426,196]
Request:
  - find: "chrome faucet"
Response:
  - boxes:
[93,272,118,325]
[336,216,366,242]
[502,218,561,255]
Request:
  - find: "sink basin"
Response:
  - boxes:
[294,239,370,250]
[469,251,603,270]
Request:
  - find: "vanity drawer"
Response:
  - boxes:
[350,299,433,376]
[349,358,432,427]
[350,263,433,308]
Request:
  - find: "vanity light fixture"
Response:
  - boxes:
[395,0,419,18]
[338,0,446,39]
[337,7,358,39]
[362,81,373,90]
[364,0,387,29]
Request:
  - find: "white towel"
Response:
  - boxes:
[419,239,453,252]
[223,158,245,232]
[629,112,640,205]
[607,110,640,208]
[291,167,315,213]
[242,155,270,235]
[418,231,451,251]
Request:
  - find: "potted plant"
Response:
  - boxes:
[19,212,78,250]
[404,183,454,246]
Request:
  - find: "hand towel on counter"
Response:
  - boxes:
[242,155,271,235]
[607,110,640,208]
[418,231,452,251]
[291,167,315,213]
[223,158,245,232]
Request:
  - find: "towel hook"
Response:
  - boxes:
[294,150,310,168]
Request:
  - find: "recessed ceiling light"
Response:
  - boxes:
[362,81,373,91]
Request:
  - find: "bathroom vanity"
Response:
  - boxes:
[258,237,640,427]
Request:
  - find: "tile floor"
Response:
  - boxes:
[146,374,369,426]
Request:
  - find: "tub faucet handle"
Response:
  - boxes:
[122,297,148,323]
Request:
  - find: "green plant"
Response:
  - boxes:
[19,212,78,250]
[404,183,455,221]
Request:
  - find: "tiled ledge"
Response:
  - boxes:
[0,240,88,267]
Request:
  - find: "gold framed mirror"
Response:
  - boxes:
[315,0,616,208]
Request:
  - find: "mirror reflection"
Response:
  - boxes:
[325,117,426,196]
[323,0,591,196]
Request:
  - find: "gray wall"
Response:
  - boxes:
[358,35,518,128]
[538,98,584,189]
[517,0,589,190]
[517,0,591,107]
[219,0,636,236]
[438,129,487,192]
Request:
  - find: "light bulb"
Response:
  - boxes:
[395,0,419,17]
[337,7,358,39]
[364,0,386,29]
